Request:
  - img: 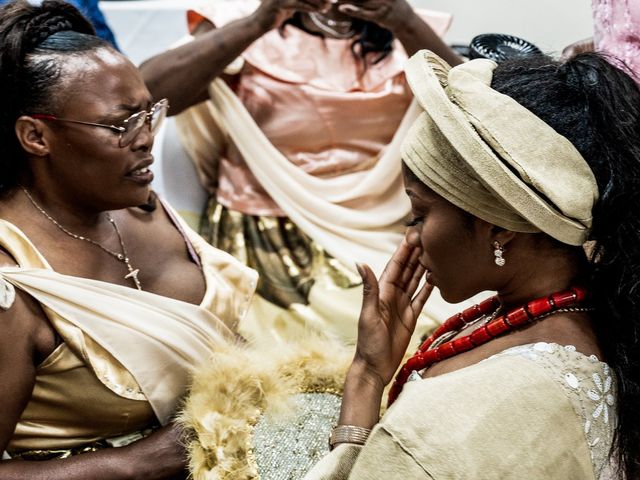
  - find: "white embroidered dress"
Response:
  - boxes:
[306,342,616,479]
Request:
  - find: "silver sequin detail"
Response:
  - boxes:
[564,373,580,389]
[252,392,341,479]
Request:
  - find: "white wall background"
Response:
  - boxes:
[418,0,593,55]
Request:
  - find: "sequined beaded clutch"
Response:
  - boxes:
[181,337,351,480]
[251,392,341,479]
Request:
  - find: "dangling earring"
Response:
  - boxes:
[493,241,505,267]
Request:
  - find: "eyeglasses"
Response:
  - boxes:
[31,99,169,148]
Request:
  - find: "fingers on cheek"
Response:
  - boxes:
[408,247,422,272]
[399,254,416,285]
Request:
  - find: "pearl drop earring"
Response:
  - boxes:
[493,241,505,267]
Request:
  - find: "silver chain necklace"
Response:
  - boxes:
[22,187,142,290]
[307,12,355,39]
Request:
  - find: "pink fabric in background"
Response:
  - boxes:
[592,0,640,82]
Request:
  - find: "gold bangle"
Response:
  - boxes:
[329,425,372,449]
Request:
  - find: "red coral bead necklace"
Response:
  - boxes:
[387,286,591,406]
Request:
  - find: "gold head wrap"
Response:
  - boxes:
[401,50,599,246]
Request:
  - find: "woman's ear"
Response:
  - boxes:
[470,217,516,245]
[485,225,517,269]
[15,116,51,157]
[490,226,517,248]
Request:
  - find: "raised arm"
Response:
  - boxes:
[337,238,432,433]
[139,0,330,115]
[337,0,462,66]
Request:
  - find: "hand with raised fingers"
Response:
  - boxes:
[353,237,432,388]
[254,0,332,30]
[337,0,414,33]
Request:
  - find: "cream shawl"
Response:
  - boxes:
[177,77,417,276]
[0,267,236,425]
[0,214,257,425]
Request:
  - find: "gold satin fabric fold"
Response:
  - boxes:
[401,51,599,246]
[0,213,257,450]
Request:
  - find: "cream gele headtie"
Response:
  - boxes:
[401,50,599,246]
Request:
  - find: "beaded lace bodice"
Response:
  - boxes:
[309,341,616,479]
[491,343,615,479]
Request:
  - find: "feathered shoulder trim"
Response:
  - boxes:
[180,335,353,479]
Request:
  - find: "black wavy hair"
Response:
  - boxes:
[492,53,640,479]
[0,0,109,195]
[283,13,394,65]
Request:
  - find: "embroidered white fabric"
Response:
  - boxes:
[490,342,615,479]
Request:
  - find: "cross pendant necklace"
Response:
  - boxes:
[124,266,141,290]
[22,187,143,291]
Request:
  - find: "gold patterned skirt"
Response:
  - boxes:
[200,198,364,344]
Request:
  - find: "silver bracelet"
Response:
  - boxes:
[329,425,372,449]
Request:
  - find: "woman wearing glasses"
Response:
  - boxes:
[0,1,256,478]
[139,0,462,345]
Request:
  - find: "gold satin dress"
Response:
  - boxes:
[0,212,257,457]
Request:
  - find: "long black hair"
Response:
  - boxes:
[283,13,393,64]
[0,0,108,195]
[492,53,640,479]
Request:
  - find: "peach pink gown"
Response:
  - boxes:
[180,1,451,344]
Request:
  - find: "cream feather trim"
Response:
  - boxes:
[179,335,353,479]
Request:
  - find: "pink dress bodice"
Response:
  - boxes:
[189,2,451,216]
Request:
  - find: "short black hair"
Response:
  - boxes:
[0,0,109,195]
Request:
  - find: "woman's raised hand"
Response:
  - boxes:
[337,0,415,33]
[255,0,331,30]
[353,237,432,388]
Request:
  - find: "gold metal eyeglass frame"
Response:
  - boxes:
[31,98,169,148]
